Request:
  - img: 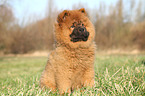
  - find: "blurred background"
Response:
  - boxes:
[0,0,145,54]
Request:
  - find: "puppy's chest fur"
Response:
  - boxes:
[51,45,95,70]
[69,49,94,69]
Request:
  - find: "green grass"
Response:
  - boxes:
[0,55,145,95]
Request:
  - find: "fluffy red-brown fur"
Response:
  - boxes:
[40,8,96,94]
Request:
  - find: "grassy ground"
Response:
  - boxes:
[0,55,145,95]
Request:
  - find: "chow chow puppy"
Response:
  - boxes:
[40,8,96,94]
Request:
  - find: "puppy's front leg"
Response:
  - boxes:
[56,70,71,94]
[82,69,95,87]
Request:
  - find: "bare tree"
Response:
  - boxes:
[135,0,142,22]
[0,3,14,50]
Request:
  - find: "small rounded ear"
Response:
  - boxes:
[57,10,69,24]
[79,8,87,16]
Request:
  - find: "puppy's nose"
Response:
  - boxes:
[79,28,85,32]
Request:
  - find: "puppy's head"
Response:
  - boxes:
[55,8,95,48]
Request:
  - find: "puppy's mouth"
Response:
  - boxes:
[70,26,89,42]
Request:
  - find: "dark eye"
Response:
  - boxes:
[82,24,84,26]
[71,25,75,28]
